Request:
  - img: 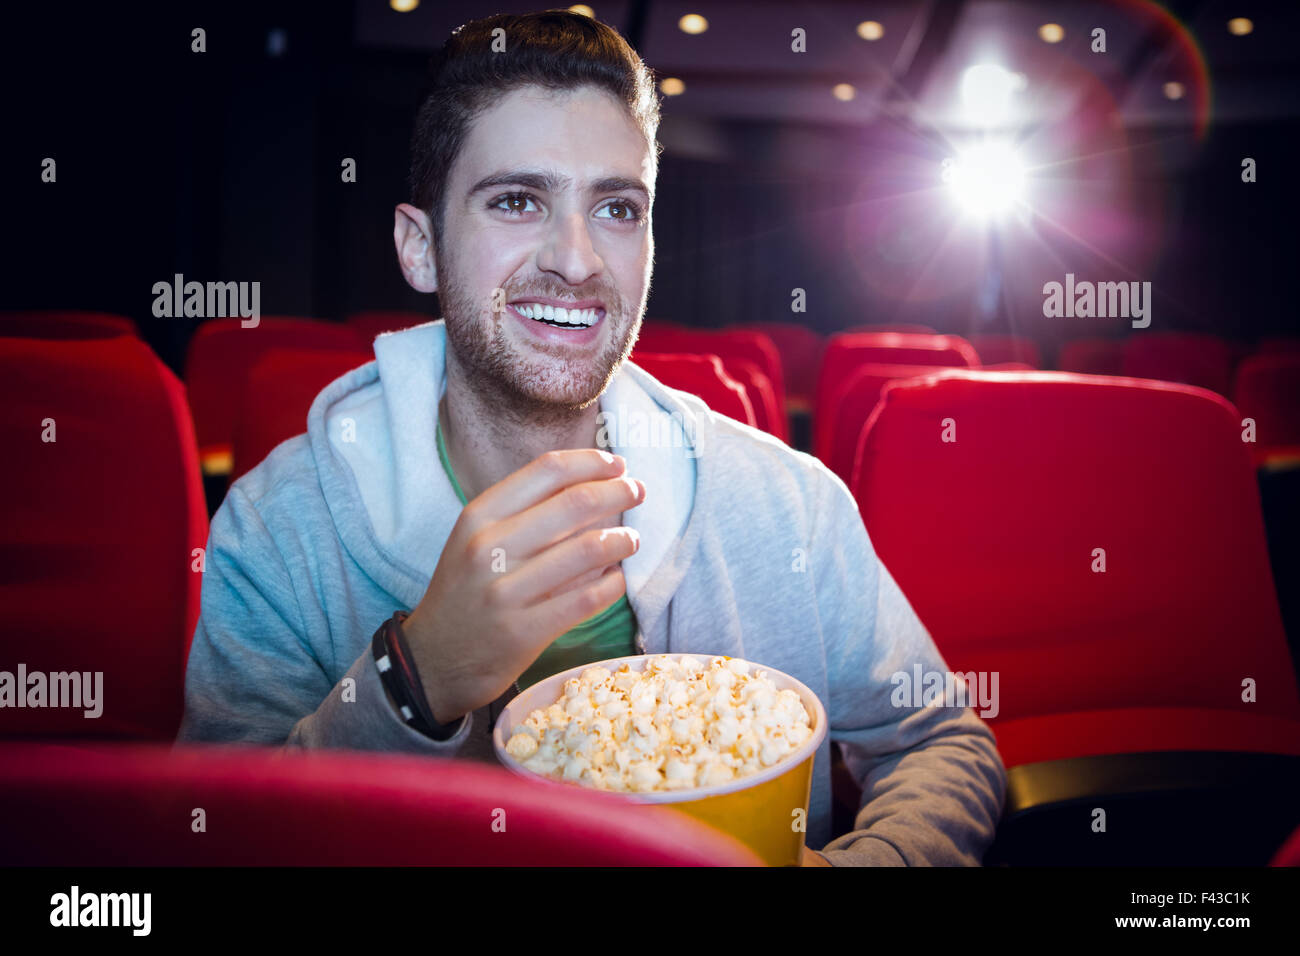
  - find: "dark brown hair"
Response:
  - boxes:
[409,10,661,249]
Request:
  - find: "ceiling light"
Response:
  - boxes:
[660,77,685,96]
[857,21,884,41]
[1227,18,1253,36]
[1163,81,1185,100]
[678,14,708,35]
[832,83,856,102]
[1039,23,1064,43]
[390,0,419,12]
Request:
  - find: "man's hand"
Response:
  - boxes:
[403,449,645,724]
[801,846,831,866]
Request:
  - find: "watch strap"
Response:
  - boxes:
[371,612,464,741]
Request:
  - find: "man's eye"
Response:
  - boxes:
[596,200,642,222]
[493,192,538,215]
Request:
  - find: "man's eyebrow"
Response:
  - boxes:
[467,169,650,200]
[589,176,651,199]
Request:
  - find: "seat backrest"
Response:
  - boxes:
[1121,332,1235,395]
[842,323,937,334]
[723,358,785,441]
[815,332,978,425]
[631,352,756,428]
[851,370,1299,726]
[347,311,431,344]
[634,327,785,410]
[184,318,366,466]
[1058,337,1123,375]
[0,310,138,339]
[1270,822,1300,867]
[0,336,208,740]
[232,348,373,480]
[0,743,762,865]
[819,362,942,478]
[970,334,1042,368]
[731,322,824,407]
[1257,337,1300,355]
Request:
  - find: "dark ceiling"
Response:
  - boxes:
[355,0,1299,133]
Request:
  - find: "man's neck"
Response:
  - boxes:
[438,359,601,503]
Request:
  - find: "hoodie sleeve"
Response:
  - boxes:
[810,473,1007,866]
[176,483,473,755]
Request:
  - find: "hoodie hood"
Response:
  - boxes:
[307,320,705,645]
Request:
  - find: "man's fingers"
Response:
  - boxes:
[522,565,628,642]
[491,526,639,608]
[469,449,628,523]
[483,474,645,562]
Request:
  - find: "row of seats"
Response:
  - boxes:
[815,334,1298,481]
[7,311,1295,757]
[632,322,1299,478]
[11,310,1295,481]
[3,310,1298,863]
[0,743,760,865]
[851,369,1299,767]
[848,368,1300,863]
[0,315,763,865]
[0,330,207,740]
[7,738,1291,865]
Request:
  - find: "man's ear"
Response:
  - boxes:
[394,203,439,293]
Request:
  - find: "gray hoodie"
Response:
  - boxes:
[178,320,1007,865]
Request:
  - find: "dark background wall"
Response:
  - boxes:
[4,0,1297,375]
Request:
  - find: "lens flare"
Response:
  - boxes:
[943,143,1026,219]
[960,64,1027,125]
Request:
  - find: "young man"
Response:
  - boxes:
[179,11,1007,866]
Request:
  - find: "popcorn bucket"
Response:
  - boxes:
[493,654,829,867]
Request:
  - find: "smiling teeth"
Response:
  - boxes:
[515,303,600,326]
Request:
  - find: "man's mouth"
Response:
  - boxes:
[510,301,606,330]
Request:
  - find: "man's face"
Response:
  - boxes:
[434,84,655,413]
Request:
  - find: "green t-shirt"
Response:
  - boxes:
[435,421,639,690]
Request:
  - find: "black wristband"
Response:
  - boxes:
[371,613,464,741]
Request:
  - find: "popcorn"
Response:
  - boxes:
[505,731,538,760]
[509,656,813,793]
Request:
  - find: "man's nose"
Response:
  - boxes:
[536,209,603,285]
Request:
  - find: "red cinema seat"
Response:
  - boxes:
[633,327,785,414]
[347,310,431,344]
[1058,338,1123,375]
[1121,332,1235,395]
[818,363,942,479]
[0,310,138,339]
[632,353,756,428]
[732,322,824,411]
[1257,337,1300,355]
[721,358,786,442]
[184,318,367,476]
[815,332,978,430]
[0,743,761,865]
[232,348,373,481]
[843,323,937,334]
[851,369,1300,770]
[0,336,208,740]
[1233,354,1300,467]
[1271,823,1300,866]
[970,334,1042,368]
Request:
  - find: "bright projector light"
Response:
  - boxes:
[960,63,1026,125]
[943,143,1026,219]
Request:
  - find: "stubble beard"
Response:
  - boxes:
[436,245,642,430]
